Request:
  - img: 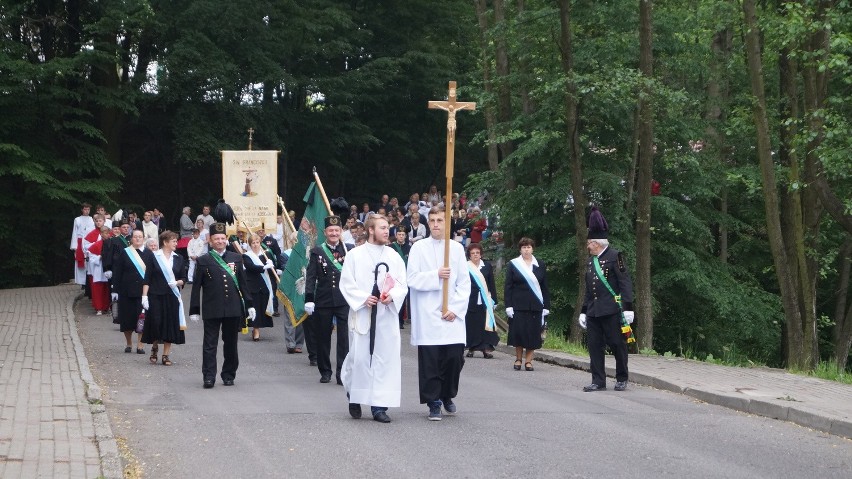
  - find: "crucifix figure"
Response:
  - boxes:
[428,81,476,313]
[247,127,255,151]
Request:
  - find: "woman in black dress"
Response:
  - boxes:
[242,234,275,341]
[504,237,550,371]
[111,229,154,354]
[141,231,187,365]
[465,243,499,358]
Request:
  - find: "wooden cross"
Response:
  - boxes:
[428,81,476,314]
[247,128,255,151]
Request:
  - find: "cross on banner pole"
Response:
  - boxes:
[428,81,476,314]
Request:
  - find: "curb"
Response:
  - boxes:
[68,294,123,479]
[496,344,852,440]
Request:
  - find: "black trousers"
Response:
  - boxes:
[202,316,241,381]
[311,306,349,378]
[303,313,318,361]
[417,343,465,404]
[587,312,629,386]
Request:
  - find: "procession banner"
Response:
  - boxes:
[278,182,327,327]
[221,150,278,234]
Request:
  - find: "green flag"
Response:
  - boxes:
[277,182,328,327]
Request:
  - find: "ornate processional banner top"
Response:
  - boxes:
[221,150,278,234]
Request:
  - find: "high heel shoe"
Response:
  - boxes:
[252,330,260,342]
[513,359,522,371]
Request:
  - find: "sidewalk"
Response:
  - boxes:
[499,344,852,439]
[0,285,121,479]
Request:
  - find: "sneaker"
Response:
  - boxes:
[442,398,457,415]
[95,311,103,316]
[428,403,442,421]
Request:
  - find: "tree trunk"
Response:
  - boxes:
[741,0,808,369]
[493,0,514,162]
[834,238,852,369]
[634,0,654,350]
[706,27,732,263]
[516,0,535,116]
[473,0,500,171]
[556,0,587,342]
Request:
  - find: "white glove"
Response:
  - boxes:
[104,271,112,280]
[276,269,283,276]
[111,293,118,302]
[542,309,550,317]
[141,296,149,310]
[168,280,178,288]
[190,314,201,322]
[248,308,256,321]
[579,313,587,329]
[624,311,635,324]
[263,262,274,270]
[505,307,514,318]
[304,302,315,315]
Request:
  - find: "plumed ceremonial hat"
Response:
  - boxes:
[212,199,236,225]
[587,206,609,240]
[210,222,227,236]
[324,215,342,229]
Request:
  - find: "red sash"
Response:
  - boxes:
[76,238,84,267]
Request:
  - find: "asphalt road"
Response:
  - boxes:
[75,289,852,479]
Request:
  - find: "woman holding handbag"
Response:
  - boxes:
[141,231,187,365]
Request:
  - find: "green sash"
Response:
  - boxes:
[261,242,275,261]
[392,242,407,264]
[592,256,622,310]
[209,250,240,288]
[118,235,129,247]
[321,243,343,271]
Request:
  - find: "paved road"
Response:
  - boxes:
[75,287,852,479]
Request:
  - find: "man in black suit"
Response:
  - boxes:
[579,207,634,392]
[189,223,255,389]
[304,215,349,384]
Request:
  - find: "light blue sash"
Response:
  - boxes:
[467,262,495,331]
[124,247,146,279]
[154,251,186,330]
[245,250,274,317]
[510,257,543,306]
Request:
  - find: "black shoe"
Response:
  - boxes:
[614,381,628,391]
[320,374,331,383]
[373,411,391,423]
[287,347,295,354]
[336,376,343,386]
[203,379,215,389]
[309,360,318,367]
[124,346,132,353]
[222,379,235,386]
[583,383,606,392]
[349,403,362,419]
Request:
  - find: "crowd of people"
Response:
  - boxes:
[69,189,634,423]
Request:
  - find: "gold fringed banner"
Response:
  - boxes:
[221,151,278,234]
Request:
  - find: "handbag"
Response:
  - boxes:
[135,310,146,334]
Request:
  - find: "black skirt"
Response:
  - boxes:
[142,293,186,344]
[507,310,543,350]
[465,306,499,351]
[117,296,142,333]
[249,286,274,328]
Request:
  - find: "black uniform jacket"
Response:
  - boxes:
[468,261,498,312]
[242,253,274,295]
[304,242,347,308]
[504,259,551,312]
[189,250,253,319]
[102,235,129,272]
[262,235,283,268]
[144,253,187,295]
[582,246,634,317]
[111,247,155,298]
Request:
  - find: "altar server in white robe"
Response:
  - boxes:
[339,215,408,424]
[407,206,471,421]
[71,203,95,286]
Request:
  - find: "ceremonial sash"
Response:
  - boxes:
[510,257,543,306]
[593,256,623,312]
[261,242,275,261]
[392,242,407,264]
[467,261,495,331]
[209,250,247,319]
[244,249,274,317]
[321,243,343,271]
[118,235,129,247]
[124,247,146,279]
[154,251,186,330]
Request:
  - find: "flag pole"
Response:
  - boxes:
[312,167,349,253]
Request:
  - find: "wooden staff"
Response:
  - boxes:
[428,81,476,313]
